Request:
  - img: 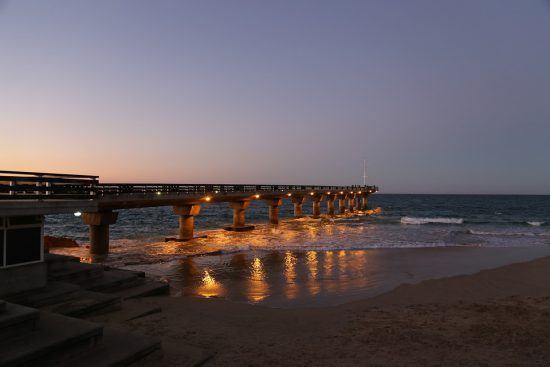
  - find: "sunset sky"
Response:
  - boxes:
[1,0,550,194]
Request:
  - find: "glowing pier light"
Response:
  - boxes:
[204,196,212,202]
[156,191,162,195]
[287,193,292,197]
[310,192,315,196]
[358,191,362,194]
[73,211,82,217]
[339,191,344,194]
[254,194,260,199]
[327,191,331,195]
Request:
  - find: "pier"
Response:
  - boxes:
[0,170,377,258]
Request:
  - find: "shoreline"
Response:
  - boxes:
[90,251,550,366]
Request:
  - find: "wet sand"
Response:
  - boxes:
[90,249,550,366]
[124,245,550,307]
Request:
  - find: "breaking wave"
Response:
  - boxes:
[400,216,464,225]
[527,221,545,226]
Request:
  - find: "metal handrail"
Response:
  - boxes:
[0,170,98,179]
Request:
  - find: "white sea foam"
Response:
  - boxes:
[527,221,545,226]
[465,229,550,238]
[400,216,464,225]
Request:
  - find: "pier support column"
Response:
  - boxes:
[225,201,255,231]
[348,194,356,213]
[310,194,324,218]
[360,195,368,211]
[291,196,306,218]
[265,198,283,225]
[326,195,336,216]
[169,205,201,241]
[82,211,118,256]
[338,194,347,214]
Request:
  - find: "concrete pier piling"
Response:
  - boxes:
[326,195,336,216]
[171,205,201,241]
[361,195,368,211]
[338,194,347,214]
[292,196,306,218]
[225,201,255,231]
[82,211,118,256]
[348,194,356,213]
[265,198,283,225]
[310,194,324,218]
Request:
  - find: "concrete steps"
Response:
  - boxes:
[41,290,121,318]
[0,302,39,339]
[9,260,169,320]
[8,281,81,307]
[48,262,104,284]
[110,279,170,300]
[87,299,162,324]
[0,304,161,367]
[59,327,161,367]
[1,257,168,366]
[78,268,146,293]
[0,310,103,367]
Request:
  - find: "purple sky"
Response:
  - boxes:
[1,0,550,194]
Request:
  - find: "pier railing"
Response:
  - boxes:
[0,171,378,200]
[0,171,99,200]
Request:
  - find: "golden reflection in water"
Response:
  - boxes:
[248,257,268,303]
[338,250,348,279]
[324,251,334,276]
[306,250,320,296]
[284,251,299,300]
[306,225,319,240]
[336,250,349,294]
[352,250,369,289]
[323,251,339,294]
[197,269,224,298]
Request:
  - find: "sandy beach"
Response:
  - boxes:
[85,253,550,366]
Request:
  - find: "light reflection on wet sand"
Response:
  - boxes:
[162,246,550,308]
[284,251,299,300]
[248,257,268,303]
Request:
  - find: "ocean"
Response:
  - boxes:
[47,194,550,307]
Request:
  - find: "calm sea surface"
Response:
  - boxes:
[47,194,550,307]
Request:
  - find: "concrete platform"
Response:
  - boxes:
[44,253,81,272]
